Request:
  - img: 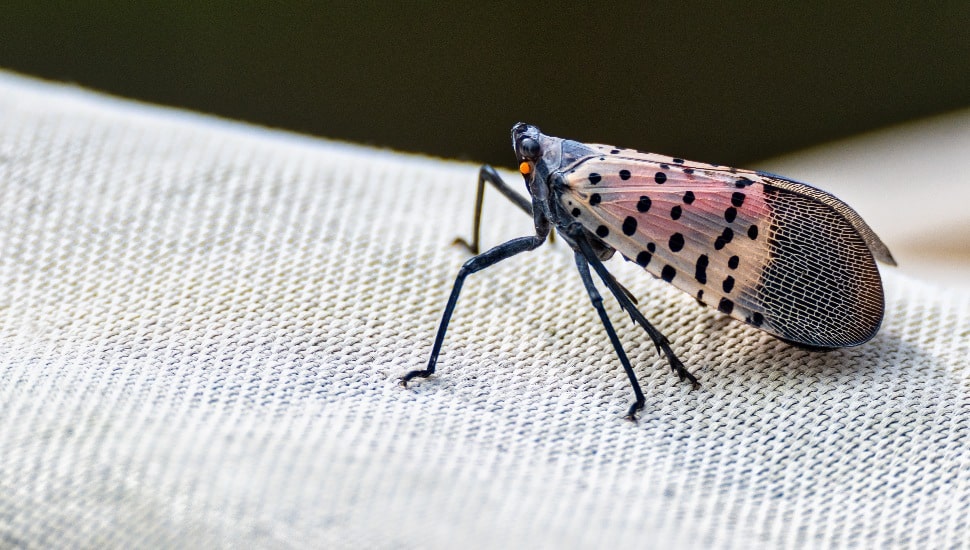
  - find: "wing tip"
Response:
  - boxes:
[866,235,897,266]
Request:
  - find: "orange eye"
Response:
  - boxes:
[519,161,532,175]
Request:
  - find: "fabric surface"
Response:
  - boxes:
[0,71,967,549]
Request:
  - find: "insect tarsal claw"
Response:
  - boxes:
[625,401,645,423]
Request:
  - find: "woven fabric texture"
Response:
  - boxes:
[0,72,967,549]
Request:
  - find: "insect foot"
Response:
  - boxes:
[399,369,432,388]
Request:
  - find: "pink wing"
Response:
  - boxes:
[559,144,890,348]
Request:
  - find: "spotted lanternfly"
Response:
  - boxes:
[401,123,895,420]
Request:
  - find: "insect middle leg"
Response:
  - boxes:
[572,251,645,421]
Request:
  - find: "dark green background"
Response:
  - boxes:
[3,2,968,166]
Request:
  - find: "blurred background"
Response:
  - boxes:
[3,2,968,167]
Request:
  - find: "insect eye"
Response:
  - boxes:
[519,137,541,159]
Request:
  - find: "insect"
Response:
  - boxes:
[401,123,895,420]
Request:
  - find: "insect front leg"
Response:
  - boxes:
[453,165,533,255]
[401,217,551,387]
[572,252,645,421]
[569,225,699,388]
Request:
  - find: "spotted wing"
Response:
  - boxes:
[557,145,890,348]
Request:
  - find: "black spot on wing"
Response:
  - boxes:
[637,196,652,212]
[695,255,708,284]
[622,216,638,236]
[669,233,685,252]
[714,228,733,250]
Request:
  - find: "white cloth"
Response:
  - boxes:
[0,71,967,549]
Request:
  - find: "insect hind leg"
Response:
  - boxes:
[572,252,645,421]
[568,225,699,388]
